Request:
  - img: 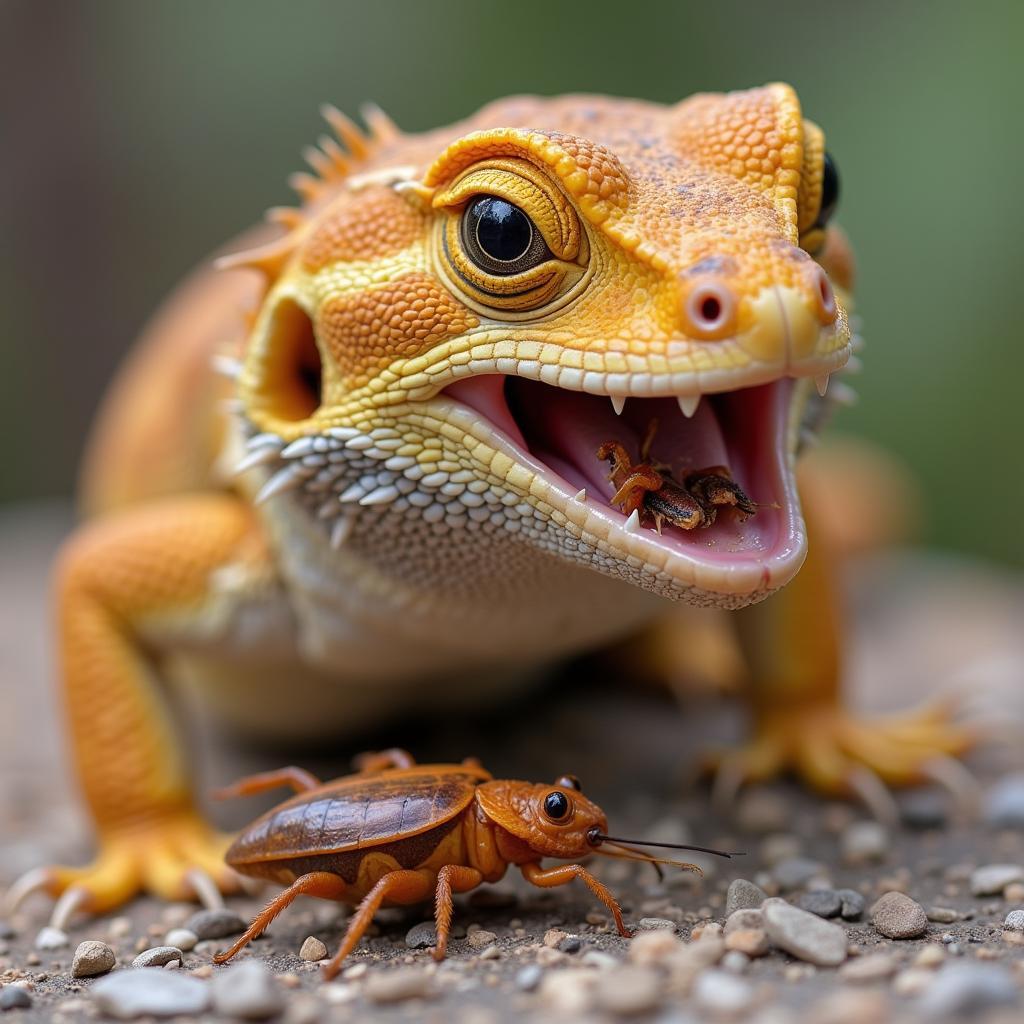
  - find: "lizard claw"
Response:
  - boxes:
[704,698,978,821]
[3,812,240,923]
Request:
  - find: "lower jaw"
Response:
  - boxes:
[442,375,808,598]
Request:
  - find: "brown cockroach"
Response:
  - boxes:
[212,749,739,978]
[597,421,759,534]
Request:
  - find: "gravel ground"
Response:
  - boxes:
[2,502,1024,1023]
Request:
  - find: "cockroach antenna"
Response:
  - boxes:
[588,832,745,859]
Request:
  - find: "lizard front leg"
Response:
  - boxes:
[7,494,266,920]
[708,489,976,817]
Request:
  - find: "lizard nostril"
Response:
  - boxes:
[682,280,736,339]
[813,266,838,324]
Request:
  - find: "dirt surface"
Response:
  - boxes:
[2,502,1024,1022]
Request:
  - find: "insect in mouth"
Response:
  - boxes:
[212,750,741,978]
[597,420,762,535]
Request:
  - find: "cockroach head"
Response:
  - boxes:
[476,776,607,859]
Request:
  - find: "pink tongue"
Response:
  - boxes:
[516,389,729,501]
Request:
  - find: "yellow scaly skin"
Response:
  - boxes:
[11,86,972,920]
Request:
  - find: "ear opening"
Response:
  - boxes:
[250,298,323,422]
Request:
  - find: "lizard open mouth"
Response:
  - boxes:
[443,375,805,597]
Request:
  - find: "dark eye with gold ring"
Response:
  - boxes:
[462,196,551,275]
[814,151,839,229]
[543,790,570,821]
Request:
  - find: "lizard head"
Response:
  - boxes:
[231,85,851,609]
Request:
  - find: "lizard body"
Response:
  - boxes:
[15,86,971,917]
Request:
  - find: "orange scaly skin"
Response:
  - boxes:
[13,86,972,921]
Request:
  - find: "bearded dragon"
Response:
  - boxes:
[9,85,972,921]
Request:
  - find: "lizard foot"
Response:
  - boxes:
[4,811,241,924]
[705,698,979,824]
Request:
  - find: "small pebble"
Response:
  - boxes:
[515,965,543,991]
[797,889,842,918]
[538,968,593,1014]
[132,946,183,969]
[593,966,663,1016]
[872,891,928,939]
[581,949,618,969]
[893,967,932,997]
[984,773,1024,828]
[35,926,68,951]
[637,917,676,932]
[364,968,436,1004]
[927,906,959,923]
[1004,909,1024,932]
[467,929,497,949]
[725,878,767,915]
[0,987,31,1010]
[725,928,769,957]
[299,936,328,962]
[915,962,1019,1015]
[72,939,116,978]
[811,989,890,1024]
[0,922,15,940]
[693,969,753,1015]
[163,928,197,952]
[721,950,750,974]
[762,897,848,966]
[404,921,437,949]
[910,946,942,970]
[724,908,763,934]
[558,936,582,954]
[1005,882,1024,902]
[838,953,898,982]
[835,888,866,920]
[184,908,247,941]
[772,856,825,890]
[841,821,888,864]
[542,928,566,947]
[91,968,209,1019]
[210,961,284,1020]
[969,863,1023,896]
[108,917,132,938]
[477,943,501,960]
[627,929,683,965]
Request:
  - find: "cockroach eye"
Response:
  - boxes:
[555,774,581,792]
[543,790,570,821]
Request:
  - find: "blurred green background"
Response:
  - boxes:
[1,0,1021,565]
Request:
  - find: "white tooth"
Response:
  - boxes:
[211,354,242,379]
[573,488,587,502]
[254,466,305,505]
[330,516,355,549]
[676,394,701,418]
[610,395,626,416]
[815,373,830,397]
[233,447,280,475]
[359,485,400,506]
[623,509,640,534]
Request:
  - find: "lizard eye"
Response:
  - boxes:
[814,151,839,229]
[462,197,552,275]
